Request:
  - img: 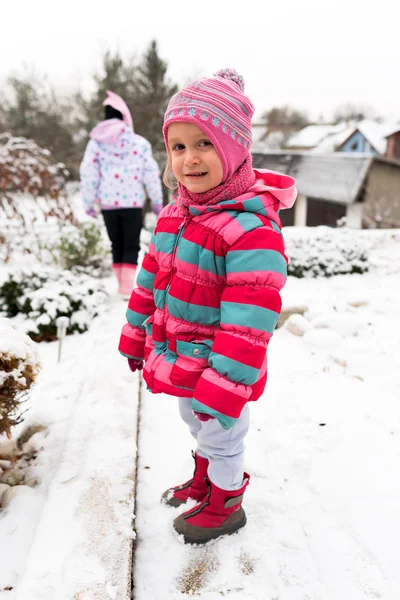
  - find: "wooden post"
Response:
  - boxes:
[294,193,307,226]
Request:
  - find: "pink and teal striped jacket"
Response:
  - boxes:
[119,169,297,428]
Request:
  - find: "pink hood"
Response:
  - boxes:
[103,90,133,130]
[185,168,297,224]
[237,169,297,210]
[90,119,127,145]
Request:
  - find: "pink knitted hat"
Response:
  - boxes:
[163,69,255,183]
[103,90,134,130]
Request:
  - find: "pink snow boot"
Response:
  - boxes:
[173,474,250,544]
[161,452,209,508]
[112,263,122,290]
[119,264,136,299]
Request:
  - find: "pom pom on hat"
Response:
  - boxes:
[213,68,245,92]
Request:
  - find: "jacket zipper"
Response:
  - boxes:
[168,215,192,290]
[149,215,192,386]
[171,216,190,272]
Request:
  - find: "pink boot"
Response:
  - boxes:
[119,264,136,299]
[161,452,209,508]
[173,474,250,544]
[112,263,122,290]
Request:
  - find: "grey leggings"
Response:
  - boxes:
[179,398,250,490]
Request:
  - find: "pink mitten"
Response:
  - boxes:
[86,208,97,218]
[153,204,163,217]
[194,411,215,422]
[128,358,144,372]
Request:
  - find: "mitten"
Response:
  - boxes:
[194,411,215,422]
[128,358,144,372]
[192,400,238,430]
[85,207,97,218]
[152,204,163,217]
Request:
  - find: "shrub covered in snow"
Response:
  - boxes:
[0,132,68,200]
[0,268,109,342]
[0,318,41,437]
[0,133,73,262]
[284,227,369,278]
[39,221,111,277]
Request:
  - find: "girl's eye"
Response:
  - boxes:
[172,143,184,151]
[199,140,212,147]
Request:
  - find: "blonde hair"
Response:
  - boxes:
[163,160,178,190]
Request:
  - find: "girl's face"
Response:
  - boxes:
[167,122,223,193]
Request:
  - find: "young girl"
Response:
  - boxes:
[80,91,163,298]
[119,69,297,544]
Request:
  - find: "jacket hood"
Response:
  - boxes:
[245,169,297,210]
[90,119,129,145]
[103,90,134,129]
[187,169,297,222]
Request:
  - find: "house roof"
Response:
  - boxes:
[337,120,398,155]
[251,124,289,152]
[285,124,347,149]
[310,125,355,153]
[251,151,373,205]
[285,120,400,155]
[251,124,268,147]
[384,126,400,139]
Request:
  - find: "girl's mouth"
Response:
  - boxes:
[186,172,207,178]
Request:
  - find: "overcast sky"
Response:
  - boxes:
[2,0,399,122]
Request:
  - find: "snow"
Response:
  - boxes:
[1,231,400,599]
[285,120,400,155]
[310,124,354,153]
[133,233,400,599]
[285,124,346,149]
[0,318,40,365]
[357,120,399,155]
[0,284,137,599]
[251,124,268,147]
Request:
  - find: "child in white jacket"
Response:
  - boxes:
[80,90,163,297]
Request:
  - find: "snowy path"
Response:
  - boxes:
[1,237,399,600]
[1,296,139,600]
[133,244,400,600]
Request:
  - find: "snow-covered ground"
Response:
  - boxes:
[0,283,138,600]
[1,232,399,599]
[134,236,400,599]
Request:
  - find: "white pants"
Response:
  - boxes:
[179,398,250,491]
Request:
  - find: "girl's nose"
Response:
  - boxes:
[185,150,200,166]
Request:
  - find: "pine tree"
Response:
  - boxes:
[133,40,178,156]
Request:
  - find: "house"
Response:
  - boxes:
[385,127,400,161]
[252,122,301,153]
[337,121,391,155]
[284,120,400,156]
[251,151,400,228]
[284,123,349,151]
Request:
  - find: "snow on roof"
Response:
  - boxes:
[286,120,400,155]
[251,123,291,152]
[311,125,355,153]
[355,120,398,155]
[384,125,400,138]
[285,124,346,149]
[252,123,267,140]
[251,124,268,149]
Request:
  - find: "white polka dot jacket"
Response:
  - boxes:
[79,119,163,213]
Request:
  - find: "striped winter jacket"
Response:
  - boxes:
[119,169,297,428]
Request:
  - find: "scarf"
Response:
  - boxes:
[176,155,256,216]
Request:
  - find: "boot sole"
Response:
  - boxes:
[161,492,187,508]
[174,508,247,545]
